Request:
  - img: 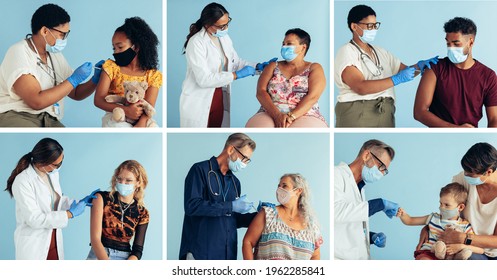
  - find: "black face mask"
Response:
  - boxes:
[113,47,137,66]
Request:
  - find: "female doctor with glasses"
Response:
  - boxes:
[334,4,438,128]
[180,2,276,127]
[0,3,103,127]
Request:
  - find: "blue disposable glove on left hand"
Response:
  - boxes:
[67,62,93,88]
[382,199,399,219]
[81,188,100,206]
[91,60,105,84]
[372,232,386,248]
[416,56,439,75]
[68,200,87,218]
[256,57,278,71]
[256,201,275,212]
[232,194,254,214]
[235,66,256,80]
[391,67,415,86]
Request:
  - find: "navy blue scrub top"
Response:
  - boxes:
[179,156,255,260]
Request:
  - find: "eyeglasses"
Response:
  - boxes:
[50,27,70,40]
[370,151,388,175]
[233,146,251,164]
[50,157,64,169]
[357,22,381,30]
[213,17,232,31]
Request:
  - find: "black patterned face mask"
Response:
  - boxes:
[113,46,137,66]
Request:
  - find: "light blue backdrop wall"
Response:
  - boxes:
[0,133,162,260]
[0,0,162,127]
[167,0,330,127]
[334,132,497,260]
[167,132,330,259]
[334,1,497,127]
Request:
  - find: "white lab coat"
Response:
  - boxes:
[334,162,370,260]
[11,164,74,260]
[180,28,256,127]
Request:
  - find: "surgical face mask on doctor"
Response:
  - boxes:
[356,26,377,44]
[44,29,67,53]
[228,155,247,172]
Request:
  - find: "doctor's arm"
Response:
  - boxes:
[413,69,473,128]
[89,194,109,260]
[184,165,233,217]
[341,63,409,95]
[94,72,143,121]
[287,63,326,122]
[242,210,265,260]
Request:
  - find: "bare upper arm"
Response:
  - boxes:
[243,209,266,245]
[308,63,326,94]
[12,74,42,108]
[414,69,437,111]
[257,62,276,94]
[90,193,104,241]
[94,71,111,104]
[341,65,366,90]
[485,106,497,127]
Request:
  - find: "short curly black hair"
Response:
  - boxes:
[115,17,159,70]
[31,4,70,34]
[347,5,376,32]
[444,17,477,36]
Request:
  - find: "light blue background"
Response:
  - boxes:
[167,132,330,260]
[167,0,330,127]
[334,132,497,260]
[0,133,162,260]
[334,1,497,127]
[0,0,162,127]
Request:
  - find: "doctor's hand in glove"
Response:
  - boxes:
[256,201,275,212]
[232,194,254,214]
[91,60,105,84]
[234,66,256,80]
[416,56,439,75]
[371,232,386,248]
[67,200,87,219]
[391,67,415,86]
[256,57,278,72]
[67,62,93,88]
[382,199,399,219]
[81,188,100,206]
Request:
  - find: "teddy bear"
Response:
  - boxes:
[432,224,472,260]
[105,81,157,127]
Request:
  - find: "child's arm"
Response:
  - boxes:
[133,86,159,127]
[397,207,431,226]
[446,244,485,255]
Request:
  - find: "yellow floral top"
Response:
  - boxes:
[103,59,163,97]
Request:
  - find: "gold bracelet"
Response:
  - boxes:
[287,112,296,121]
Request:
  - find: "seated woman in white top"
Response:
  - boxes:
[0,3,102,127]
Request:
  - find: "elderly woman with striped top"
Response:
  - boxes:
[242,173,322,260]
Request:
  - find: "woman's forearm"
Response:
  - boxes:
[256,90,280,118]
[91,241,109,260]
[242,241,255,260]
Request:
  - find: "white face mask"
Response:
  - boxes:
[276,187,295,205]
[356,27,377,44]
[447,46,468,64]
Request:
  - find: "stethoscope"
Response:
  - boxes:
[207,160,239,202]
[349,40,383,77]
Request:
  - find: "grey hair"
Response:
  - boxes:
[224,133,256,151]
[281,173,320,236]
[357,139,395,160]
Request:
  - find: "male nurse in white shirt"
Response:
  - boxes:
[334,139,400,259]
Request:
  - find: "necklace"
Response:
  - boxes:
[282,207,298,221]
[118,199,133,228]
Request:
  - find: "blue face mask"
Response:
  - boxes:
[281,46,299,62]
[212,28,228,38]
[357,28,377,44]
[464,175,486,185]
[447,47,468,64]
[44,30,67,53]
[361,164,383,184]
[116,182,135,197]
[228,157,247,172]
[439,207,460,220]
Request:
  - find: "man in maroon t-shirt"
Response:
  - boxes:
[414,17,497,128]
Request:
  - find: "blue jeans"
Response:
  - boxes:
[86,247,130,260]
[469,253,497,260]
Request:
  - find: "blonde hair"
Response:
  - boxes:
[280,173,320,233]
[109,160,148,207]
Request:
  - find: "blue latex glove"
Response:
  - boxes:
[391,67,415,86]
[372,232,386,248]
[232,194,254,214]
[68,200,86,218]
[67,62,93,88]
[416,56,439,75]
[91,60,105,84]
[256,57,278,71]
[235,66,256,80]
[256,200,275,211]
[81,188,100,206]
[382,199,399,219]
